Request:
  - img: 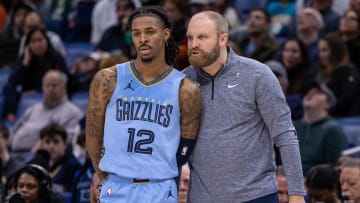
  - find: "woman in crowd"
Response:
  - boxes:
[305,164,341,203]
[2,27,68,122]
[280,38,313,95]
[5,164,63,203]
[316,32,360,117]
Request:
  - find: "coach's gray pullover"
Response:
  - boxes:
[183,48,305,202]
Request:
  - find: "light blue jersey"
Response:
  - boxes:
[99,61,185,180]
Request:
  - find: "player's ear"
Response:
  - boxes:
[164,28,171,42]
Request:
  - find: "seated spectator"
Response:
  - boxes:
[209,0,241,30]
[237,8,280,62]
[69,52,100,93]
[66,0,96,42]
[339,9,360,69]
[0,3,32,67]
[305,164,341,203]
[161,0,190,70]
[91,0,118,45]
[295,7,324,70]
[96,0,135,58]
[0,123,24,197]
[316,32,360,117]
[265,60,289,94]
[280,38,313,95]
[188,0,211,16]
[340,157,360,202]
[267,0,296,38]
[276,166,289,203]
[294,81,348,175]
[4,164,64,203]
[2,28,69,122]
[38,123,81,193]
[311,0,341,35]
[10,70,83,156]
[71,130,94,203]
[20,11,66,58]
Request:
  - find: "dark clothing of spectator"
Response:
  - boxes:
[0,29,21,67]
[346,38,360,70]
[66,1,96,42]
[71,159,94,203]
[2,51,68,117]
[51,150,80,192]
[96,25,130,57]
[238,35,280,62]
[327,63,360,117]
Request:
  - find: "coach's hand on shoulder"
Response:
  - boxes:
[289,195,305,203]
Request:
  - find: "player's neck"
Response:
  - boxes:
[134,59,170,82]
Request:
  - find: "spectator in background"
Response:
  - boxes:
[295,7,323,69]
[10,70,83,158]
[238,8,280,62]
[311,0,341,35]
[96,0,135,58]
[38,123,80,193]
[209,0,241,30]
[295,81,347,175]
[339,9,360,69]
[276,166,289,203]
[5,164,64,203]
[161,0,189,70]
[316,32,360,117]
[0,3,32,67]
[305,164,342,203]
[265,60,289,94]
[20,11,66,58]
[340,158,360,203]
[267,0,296,38]
[91,0,118,44]
[0,123,24,197]
[280,38,313,95]
[69,52,100,94]
[188,0,211,16]
[2,28,69,122]
[66,0,96,42]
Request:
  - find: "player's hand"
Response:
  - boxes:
[289,195,305,203]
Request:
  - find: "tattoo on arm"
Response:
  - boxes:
[180,78,201,140]
[86,68,116,181]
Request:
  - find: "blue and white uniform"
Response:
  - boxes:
[99,61,184,203]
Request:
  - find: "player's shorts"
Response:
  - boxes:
[99,174,178,203]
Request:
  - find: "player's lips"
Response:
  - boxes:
[138,45,152,54]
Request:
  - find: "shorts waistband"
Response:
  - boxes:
[107,174,169,184]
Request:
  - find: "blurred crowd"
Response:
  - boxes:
[0,0,360,202]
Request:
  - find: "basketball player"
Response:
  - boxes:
[184,11,305,202]
[85,6,201,203]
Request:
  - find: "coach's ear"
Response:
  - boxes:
[219,32,228,47]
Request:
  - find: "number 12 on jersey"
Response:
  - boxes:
[127,128,154,154]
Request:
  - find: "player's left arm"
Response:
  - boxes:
[177,77,201,167]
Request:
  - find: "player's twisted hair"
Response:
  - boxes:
[127,6,178,66]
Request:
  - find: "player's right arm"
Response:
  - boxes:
[86,67,116,182]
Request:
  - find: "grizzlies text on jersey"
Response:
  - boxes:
[99,61,185,180]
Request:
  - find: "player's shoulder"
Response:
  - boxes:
[180,77,200,95]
